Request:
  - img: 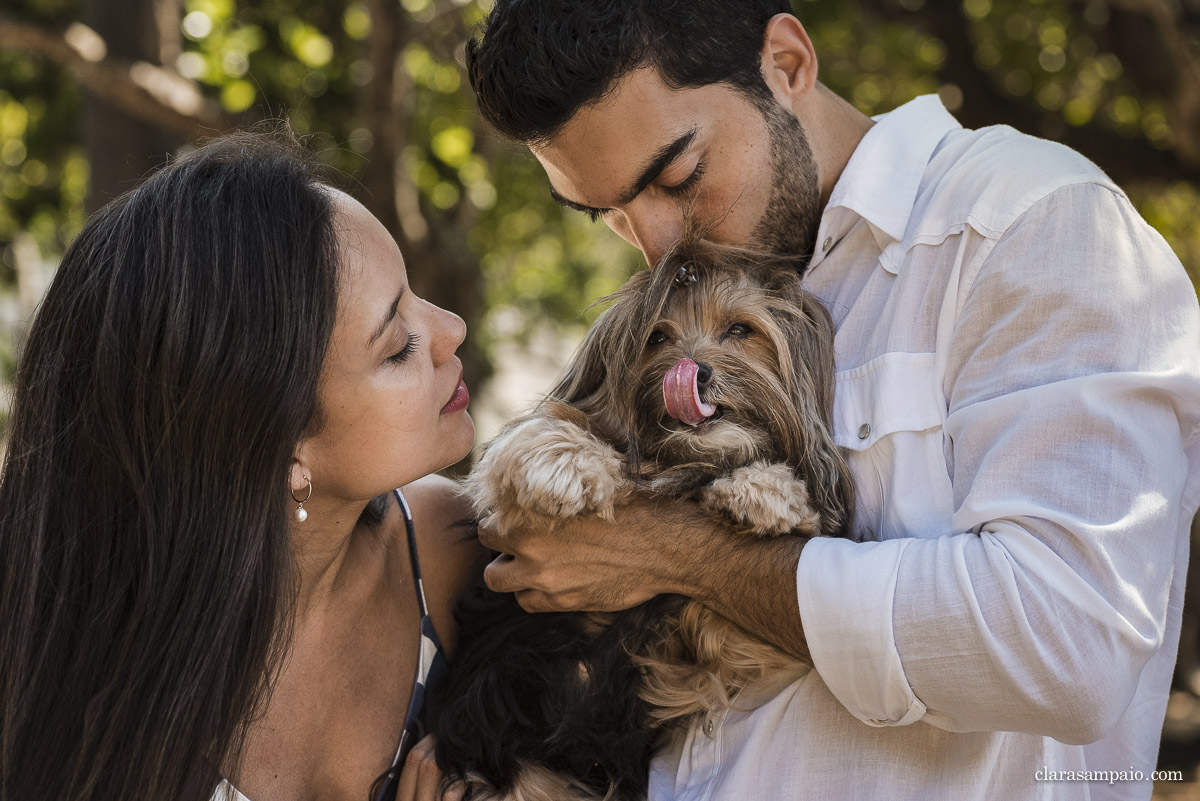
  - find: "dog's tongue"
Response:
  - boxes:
[663,358,717,426]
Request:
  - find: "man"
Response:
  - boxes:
[466,2,1200,799]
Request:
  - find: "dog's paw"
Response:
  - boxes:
[700,461,821,537]
[466,414,629,530]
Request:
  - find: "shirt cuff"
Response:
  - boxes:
[796,536,927,727]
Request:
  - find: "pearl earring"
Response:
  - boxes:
[291,478,312,522]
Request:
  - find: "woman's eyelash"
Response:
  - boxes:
[586,209,604,223]
[387,333,420,364]
[662,160,705,197]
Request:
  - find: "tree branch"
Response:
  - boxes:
[0,15,228,140]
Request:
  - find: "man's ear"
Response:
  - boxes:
[759,14,819,110]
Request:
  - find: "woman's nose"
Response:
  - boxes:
[430,303,466,364]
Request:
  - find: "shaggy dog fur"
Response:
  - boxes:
[429,239,855,801]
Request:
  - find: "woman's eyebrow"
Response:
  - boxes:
[368,286,406,346]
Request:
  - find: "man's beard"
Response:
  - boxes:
[750,102,822,273]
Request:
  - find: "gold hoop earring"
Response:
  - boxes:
[291,478,312,522]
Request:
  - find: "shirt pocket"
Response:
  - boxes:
[833,352,955,542]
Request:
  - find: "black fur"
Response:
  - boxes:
[429,587,684,799]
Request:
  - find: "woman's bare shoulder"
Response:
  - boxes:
[401,474,473,539]
[398,474,491,659]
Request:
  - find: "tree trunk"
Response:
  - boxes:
[83,0,181,212]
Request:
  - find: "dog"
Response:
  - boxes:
[430,238,855,801]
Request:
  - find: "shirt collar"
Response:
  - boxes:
[814,95,961,274]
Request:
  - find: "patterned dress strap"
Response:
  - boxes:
[370,488,449,801]
[394,487,431,617]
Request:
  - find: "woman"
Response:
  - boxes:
[0,132,483,801]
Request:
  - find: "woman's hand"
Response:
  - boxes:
[395,736,464,801]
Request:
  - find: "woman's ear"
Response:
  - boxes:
[759,13,819,111]
[288,452,312,495]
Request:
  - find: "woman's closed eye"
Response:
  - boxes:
[386,333,420,364]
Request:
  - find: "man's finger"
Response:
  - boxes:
[395,735,443,801]
[413,738,444,801]
[477,521,531,553]
[516,588,577,613]
[513,588,544,611]
[483,552,523,593]
[475,522,506,552]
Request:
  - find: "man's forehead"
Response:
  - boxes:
[530,69,713,203]
[541,69,692,144]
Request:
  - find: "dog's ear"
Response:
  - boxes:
[755,271,829,423]
[547,270,660,445]
[768,274,856,537]
[792,289,838,428]
[548,310,611,407]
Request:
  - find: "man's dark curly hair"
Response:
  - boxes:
[466,0,793,145]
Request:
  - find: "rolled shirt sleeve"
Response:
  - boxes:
[796,182,1200,741]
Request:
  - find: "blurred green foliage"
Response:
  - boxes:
[963,0,1167,138]
[801,0,947,110]
[1133,183,1200,274]
[0,4,87,277]
[169,0,643,355]
[1,0,1198,432]
[796,0,1178,145]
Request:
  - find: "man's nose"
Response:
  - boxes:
[621,197,684,268]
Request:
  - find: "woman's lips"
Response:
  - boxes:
[441,375,469,414]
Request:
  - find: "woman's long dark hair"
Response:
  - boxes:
[0,132,339,801]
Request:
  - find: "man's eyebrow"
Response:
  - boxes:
[547,127,700,213]
[619,128,698,205]
[368,286,406,346]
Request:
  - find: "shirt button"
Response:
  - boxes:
[706,719,715,734]
[822,236,832,252]
[858,423,871,440]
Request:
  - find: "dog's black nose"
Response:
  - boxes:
[695,361,713,388]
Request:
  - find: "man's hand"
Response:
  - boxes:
[478,496,690,612]
[477,496,815,663]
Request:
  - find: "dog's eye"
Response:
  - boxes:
[647,330,668,346]
[725,324,753,338]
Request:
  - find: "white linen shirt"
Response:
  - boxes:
[648,95,1200,801]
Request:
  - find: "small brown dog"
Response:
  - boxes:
[436,238,854,800]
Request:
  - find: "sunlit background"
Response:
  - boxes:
[1,0,1198,792]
